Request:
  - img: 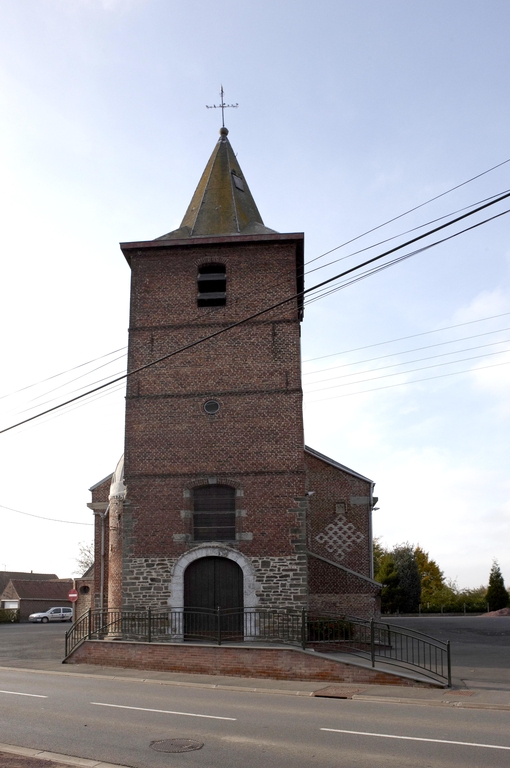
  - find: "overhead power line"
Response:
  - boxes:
[304,157,510,267]
[302,311,510,363]
[304,347,510,394]
[7,381,126,437]
[6,155,508,413]
[304,338,510,386]
[0,502,93,526]
[303,326,510,377]
[24,353,127,406]
[2,190,510,436]
[302,205,510,307]
[304,360,510,403]
[0,347,127,401]
[305,188,509,275]
[15,364,128,417]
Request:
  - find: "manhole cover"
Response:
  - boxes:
[150,739,204,753]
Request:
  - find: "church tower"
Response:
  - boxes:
[117,127,308,613]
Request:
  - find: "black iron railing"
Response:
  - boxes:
[65,608,451,686]
[308,614,451,686]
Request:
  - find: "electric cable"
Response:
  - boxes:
[0,347,127,401]
[303,326,510,377]
[302,205,510,307]
[304,157,510,267]
[5,153,510,527]
[304,360,510,403]
[302,312,510,363]
[0,502,93,526]
[5,168,508,411]
[305,189,510,275]
[7,381,127,437]
[303,338,510,386]
[25,353,127,405]
[1,190,509,436]
[304,347,510,394]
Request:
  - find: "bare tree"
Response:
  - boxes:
[74,541,94,576]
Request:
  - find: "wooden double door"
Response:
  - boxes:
[183,556,243,638]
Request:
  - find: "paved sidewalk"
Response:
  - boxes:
[2,660,510,710]
[0,744,129,768]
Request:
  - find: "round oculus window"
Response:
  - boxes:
[204,400,220,415]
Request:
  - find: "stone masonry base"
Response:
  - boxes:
[66,640,434,687]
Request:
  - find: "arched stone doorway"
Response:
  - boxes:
[184,556,243,610]
[184,556,243,638]
[169,545,259,611]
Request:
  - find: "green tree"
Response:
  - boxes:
[393,543,421,612]
[486,560,509,611]
[372,536,387,577]
[375,542,421,613]
[458,584,486,602]
[414,546,446,604]
[376,553,401,613]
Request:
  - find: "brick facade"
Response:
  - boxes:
[67,640,433,687]
[116,233,309,611]
[88,131,379,622]
[308,556,379,616]
[74,578,93,619]
[304,448,380,616]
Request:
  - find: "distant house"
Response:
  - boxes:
[0,579,73,622]
[0,571,58,596]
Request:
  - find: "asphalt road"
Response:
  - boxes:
[2,616,509,688]
[1,666,509,768]
[0,620,509,767]
[386,616,510,689]
[0,623,68,670]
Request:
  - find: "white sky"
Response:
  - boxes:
[0,0,509,590]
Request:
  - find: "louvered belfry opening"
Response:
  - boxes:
[193,485,236,541]
[197,263,226,307]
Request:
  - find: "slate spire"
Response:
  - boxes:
[156,128,276,240]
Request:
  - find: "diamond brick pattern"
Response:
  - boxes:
[315,513,364,560]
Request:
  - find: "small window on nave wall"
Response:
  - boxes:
[193,485,236,541]
[197,263,226,307]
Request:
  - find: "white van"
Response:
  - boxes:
[28,607,73,623]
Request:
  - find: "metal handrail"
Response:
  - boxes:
[64,607,451,686]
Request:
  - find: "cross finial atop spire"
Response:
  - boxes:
[206,85,238,128]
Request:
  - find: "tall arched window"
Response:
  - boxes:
[197,263,226,307]
[193,485,236,541]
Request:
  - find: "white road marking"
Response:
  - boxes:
[321,728,510,751]
[91,702,236,720]
[0,690,47,698]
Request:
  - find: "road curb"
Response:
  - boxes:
[0,743,130,768]
[352,694,510,711]
[0,664,316,696]
[1,664,509,711]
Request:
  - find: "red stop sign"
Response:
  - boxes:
[68,589,78,602]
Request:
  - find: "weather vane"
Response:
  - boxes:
[206,85,238,128]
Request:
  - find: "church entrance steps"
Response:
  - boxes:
[64,639,442,688]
